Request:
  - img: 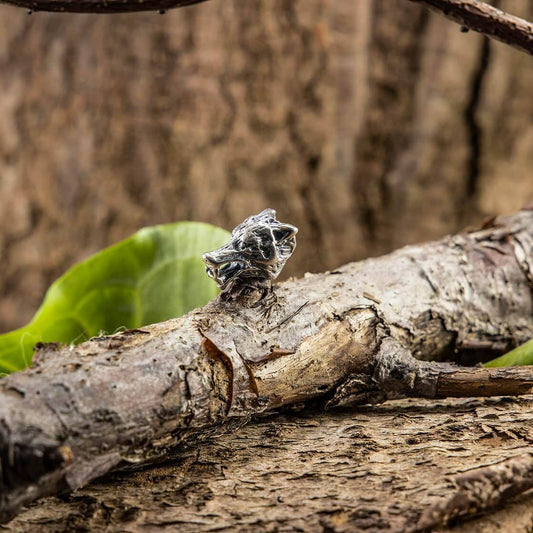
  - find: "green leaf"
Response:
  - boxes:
[0,222,230,375]
[484,338,533,367]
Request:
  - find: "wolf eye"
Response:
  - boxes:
[272,228,292,242]
[241,235,256,249]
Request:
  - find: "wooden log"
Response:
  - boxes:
[0,209,532,524]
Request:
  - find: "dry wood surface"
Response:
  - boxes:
[4,396,533,532]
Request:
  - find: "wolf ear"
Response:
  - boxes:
[272,224,298,243]
[258,208,277,219]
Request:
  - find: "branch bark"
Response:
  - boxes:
[0,0,205,12]
[408,0,533,55]
[0,209,533,524]
[1,0,533,61]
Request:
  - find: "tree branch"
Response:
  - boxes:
[408,0,533,55]
[2,0,533,61]
[0,0,531,62]
[327,337,533,408]
[1,209,533,524]
[0,0,206,13]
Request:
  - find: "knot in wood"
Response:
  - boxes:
[202,208,297,302]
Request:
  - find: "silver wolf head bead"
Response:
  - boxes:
[202,209,298,302]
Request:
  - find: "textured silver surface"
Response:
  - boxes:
[202,209,297,300]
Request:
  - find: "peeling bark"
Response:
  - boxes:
[0,210,532,525]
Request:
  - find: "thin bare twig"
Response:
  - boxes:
[0,0,531,60]
[0,0,206,13]
[408,0,533,55]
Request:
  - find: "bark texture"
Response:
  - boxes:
[4,396,533,532]
[2,0,533,332]
[410,0,533,55]
[0,0,205,12]
[0,209,532,525]
[419,452,533,530]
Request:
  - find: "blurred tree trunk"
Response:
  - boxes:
[0,0,532,331]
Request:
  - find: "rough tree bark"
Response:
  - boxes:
[1,210,532,527]
[4,396,533,532]
[2,0,533,332]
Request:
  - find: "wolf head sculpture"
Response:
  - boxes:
[202,209,298,302]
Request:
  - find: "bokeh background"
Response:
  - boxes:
[1,0,532,332]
